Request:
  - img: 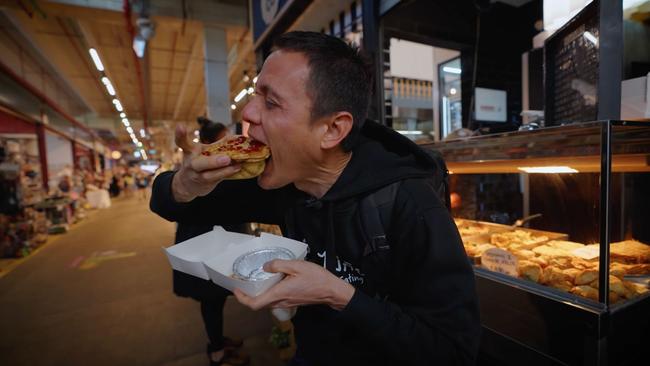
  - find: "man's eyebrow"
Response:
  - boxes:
[257,84,284,103]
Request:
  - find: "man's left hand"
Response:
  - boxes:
[233,260,355,311]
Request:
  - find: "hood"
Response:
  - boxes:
[322,119,436,202]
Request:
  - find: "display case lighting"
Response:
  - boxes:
[442,66,461,74]
[396,130,423,135]
[518,166,578,174]
[88,48,104,71]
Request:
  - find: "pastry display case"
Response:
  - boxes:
[422,121,650,366]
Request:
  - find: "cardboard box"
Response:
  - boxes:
[165,226,308,296]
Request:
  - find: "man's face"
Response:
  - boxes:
[243,50,324,190]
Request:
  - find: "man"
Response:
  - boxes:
[152,31,480,366]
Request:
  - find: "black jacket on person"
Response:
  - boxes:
[150,120,480,366]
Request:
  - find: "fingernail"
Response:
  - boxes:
[216,156,230,165]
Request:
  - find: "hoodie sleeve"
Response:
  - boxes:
[149,171,285,225]
[338,180,481,365]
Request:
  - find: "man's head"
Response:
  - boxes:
[243,31,372,191]
[273,32,373,150]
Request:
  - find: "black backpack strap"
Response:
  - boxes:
[360,181,402,256]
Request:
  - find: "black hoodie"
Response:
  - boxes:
[151,120,480,366]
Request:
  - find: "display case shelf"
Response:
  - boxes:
[422,120,650,366]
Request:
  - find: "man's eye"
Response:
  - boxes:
[265,99,277,109]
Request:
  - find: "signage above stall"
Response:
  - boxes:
[252,0,292,49]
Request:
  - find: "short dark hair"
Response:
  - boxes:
[197,117,227,144]
[273,31,373,151]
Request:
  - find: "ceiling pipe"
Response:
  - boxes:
[123,0,148,130]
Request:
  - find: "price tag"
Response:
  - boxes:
[572,245,600,260]
[482,248,518,277]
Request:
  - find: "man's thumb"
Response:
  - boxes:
[175,123,195,153]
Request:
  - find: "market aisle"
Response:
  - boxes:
[0,197,282,366]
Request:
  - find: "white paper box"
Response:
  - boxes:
[164,226,308,297]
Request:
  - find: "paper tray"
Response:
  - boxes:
[165,226,308,297]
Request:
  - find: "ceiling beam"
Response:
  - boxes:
[173,33,202,121]
[0,10,96,115]
[163,30,178,120]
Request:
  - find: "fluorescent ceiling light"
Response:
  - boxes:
[126,126,134,134]
[442,66,462,74]
[583,31,598,47]
[101,77,115,96]
[396,130,423,135]
[88,48,104,71]
[234,89,247,102]
[247,87,254,94]
[140,129,146,138]
[122,118,129,124]
[113,99,123,112]
[129,133,136,139]
[123,121,130,127]
[518,166,578,174]
[231,104,236,110]
[120,112,126,118]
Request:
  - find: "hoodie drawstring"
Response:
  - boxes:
[325,202,336,273]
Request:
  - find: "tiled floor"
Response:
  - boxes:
[0,197,283,366]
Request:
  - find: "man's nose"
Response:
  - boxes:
[241,99,260,125]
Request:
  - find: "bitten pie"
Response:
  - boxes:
[201,135,271,180]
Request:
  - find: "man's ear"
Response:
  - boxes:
[321,112,353,150]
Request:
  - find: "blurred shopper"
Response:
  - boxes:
[172,117,248,366]
[136,172,150,201]
[123,173,135,198]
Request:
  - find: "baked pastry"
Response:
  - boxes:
[532,245,573,258]
[550,280,573,292]
[562,268,582,284]
[201,135,270,180]
[491,230,548,250]
[570,285,599,301]
[575,269,599,285]
[610,240,650,264]
[547,240,585,252]
[518,261,542,283]
[541,266,572,285]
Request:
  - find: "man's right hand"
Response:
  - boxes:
[171,124,241,202]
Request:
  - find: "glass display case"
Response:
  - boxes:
[422,121,650,366]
